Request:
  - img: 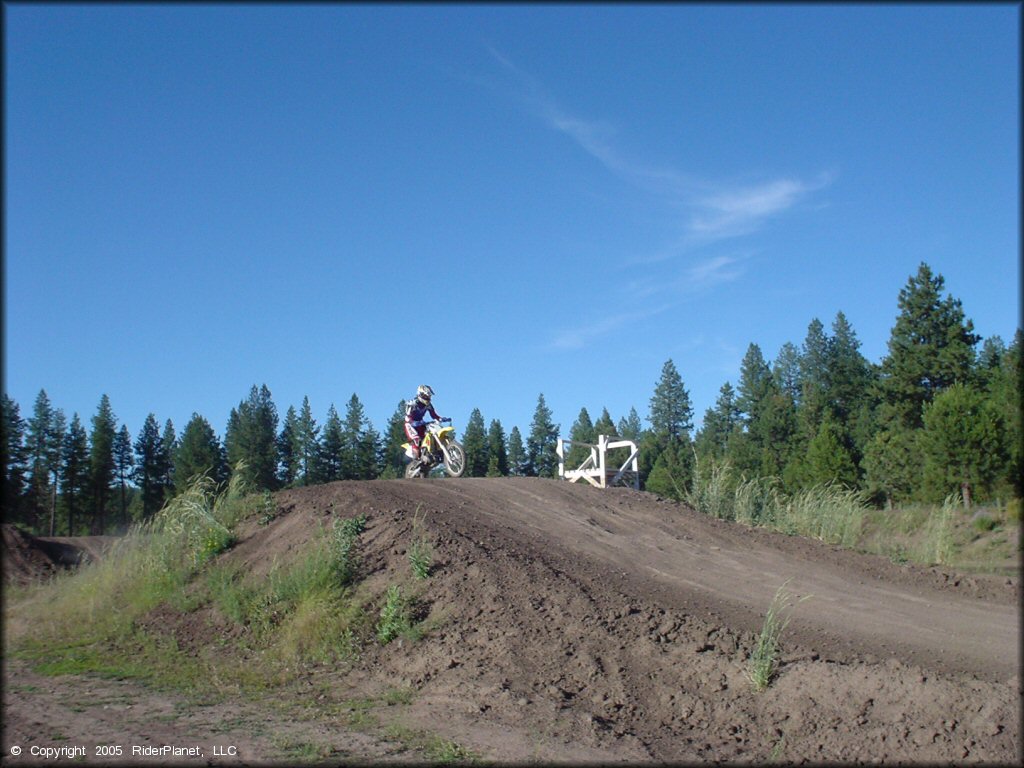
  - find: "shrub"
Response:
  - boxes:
[376,585,412,645]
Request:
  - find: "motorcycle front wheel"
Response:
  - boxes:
[442,440,466,478]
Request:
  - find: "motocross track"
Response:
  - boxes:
[4,477,1021,764]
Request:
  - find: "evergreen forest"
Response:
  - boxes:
[3,262,1019,537]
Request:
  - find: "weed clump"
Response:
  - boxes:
[408,507,433,580]
[376,584,413,645]
[748,580,810,692]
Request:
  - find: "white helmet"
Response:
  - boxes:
[416,384,434,405]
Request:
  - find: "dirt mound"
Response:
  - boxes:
[5,479,1019,763]
[2,524,117,585]
[211,478,1020,763]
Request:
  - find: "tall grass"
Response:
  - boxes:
[408,506,433,581]
[205,512,371,664]
[685,454,866,547]
[917,492,957,565]
[748,580,810,691]
[7,470,255,646]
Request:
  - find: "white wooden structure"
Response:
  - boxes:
[556,434,640,490]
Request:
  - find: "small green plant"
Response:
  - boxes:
[408,506,433,580]
[257,490,277,525]
[748,580,810,692]
[971,513,998,532]
[426,736,476,763]
[767,734,786,762]
[888,544,909,566]
[409,539,433,580]
[383,686,415,705]
[376,584,412,645]
[332,514,367,586]
[1006,498,1021,523]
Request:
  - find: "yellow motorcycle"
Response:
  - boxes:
[403,418,466,478]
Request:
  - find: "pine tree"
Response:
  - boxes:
[381,400,410,478]
[357,423,382,480]
[565,407,596,470]
[644,439,692,501]
[920,383,1007,507]
[319,404,345,482]
[113,424,134,529]
[756,391,798,481]
[507,426,527,477]
[60,414,90,536]
[648,360,694,442]
[695,382,741,459]
[2,395,28,525]
[731,345,777,477]
[736,345,774,427]
[773,342,803,403]
[486,419,508,477]
[593,407,616,439]
[26,390,60,533]
[616,407,643,441]
[595,406,633,471]
[804,418,858,488]
[975,335,1006,384]
[462,408,489,477]
[862,428,923,508]
[526,394,560,478]
[878,262,980,430]
[988,330,1022,496]
[294,396,320,485]
[134,414,166,519]
[799,319,831,441]
[160,420,177,503]
[341,394,377,479]
[277,406,300,487]
[175,413,226,492]
[225,385,279,491]
[829,312,875,467]
[88,395,118,534]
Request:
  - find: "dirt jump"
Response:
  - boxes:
[3,477,1020,764]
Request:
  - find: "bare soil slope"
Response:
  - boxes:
[5,478,1021,763]
[2,525,117,585]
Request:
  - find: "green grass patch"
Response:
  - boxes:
[383,686,416,706]
[383,724,478,764]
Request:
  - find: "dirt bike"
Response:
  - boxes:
[403,418,466,478]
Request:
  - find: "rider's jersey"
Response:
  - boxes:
[405,399,439,427]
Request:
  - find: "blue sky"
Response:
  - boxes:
[4,3,1020,445]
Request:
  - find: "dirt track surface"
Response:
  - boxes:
[4,478,1021,764]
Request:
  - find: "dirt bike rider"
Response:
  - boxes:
[405,385,446,467]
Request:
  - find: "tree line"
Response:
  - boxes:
[2,262,1019,536]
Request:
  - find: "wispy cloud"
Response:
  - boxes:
[483,45,833,249]
[686,254,745,287]
[550,305,671,351]
[481,46,832,349]
[688,175,833,240]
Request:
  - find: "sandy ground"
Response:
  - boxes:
[3,478,1020,764]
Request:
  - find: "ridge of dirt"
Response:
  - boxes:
[5,478,1021,764]
[2,525,118,586]
[225,478,1020,763]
